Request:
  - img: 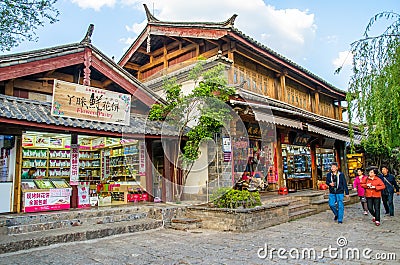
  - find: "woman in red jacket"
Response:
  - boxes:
[361,168,386,226]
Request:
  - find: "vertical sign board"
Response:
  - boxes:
[222,137,232,162]
[139,141,146,176]
[51,79,131,126]
[70,144,79,185]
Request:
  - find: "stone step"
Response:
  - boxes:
[311,199,329,205]
[0,217,163,254]
[7,211,149,235]
[2,206,146,227]
[289,209,317,221]
[169,218,202,231]
[288,203,310,214]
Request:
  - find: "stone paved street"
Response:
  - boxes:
[1,196,399,265]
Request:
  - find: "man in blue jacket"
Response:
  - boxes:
[326,162,349,224]
[379,165,400,217]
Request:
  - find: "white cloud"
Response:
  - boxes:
[71,0,116,11]
[125,20,146,35]
[120,0,317,60]
[333,51,353,68]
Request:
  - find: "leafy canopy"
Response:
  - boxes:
[0,0,59,52]
[340,12,400,157]
[149,60,236,166]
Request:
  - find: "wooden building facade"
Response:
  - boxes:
[117,5,358,195]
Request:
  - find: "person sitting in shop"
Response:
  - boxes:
[21,167,37,179]
[252,171,267,191]
[234,172,251,190]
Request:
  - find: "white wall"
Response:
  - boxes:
[0,135,15,212]
[184,142,208,194]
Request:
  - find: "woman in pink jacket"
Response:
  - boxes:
[353,168,368,215]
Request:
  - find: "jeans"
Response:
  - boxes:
[381,192,394,216]
[366,197,381,222]
[328,193,344,222]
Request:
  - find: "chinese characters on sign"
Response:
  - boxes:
[139,141,146,176]
[70,144,79,185]
[23,190,71,212]
[51,79,131,125]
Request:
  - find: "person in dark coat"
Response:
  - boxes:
[379,165,400,217]
[326,162,349,224]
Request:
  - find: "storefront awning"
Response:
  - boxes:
[307,124,360,144]
[0,94,178,136]
[253,110,303,130]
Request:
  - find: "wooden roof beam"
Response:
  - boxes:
[102,79,114,87]
[124,62,141,71]
[14,79,53,94]
[147,40,181,57]
[182,37,198,45]
[137,47,148,54]
[205,39,220,47]
[139,43,198,72]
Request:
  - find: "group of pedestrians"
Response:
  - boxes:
[326,163,399,226]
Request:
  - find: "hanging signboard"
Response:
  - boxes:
[51,79,131,125]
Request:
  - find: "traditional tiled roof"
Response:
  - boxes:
[0,94,177,136]
[123,6,346,98]
[235,88,350,132]
[0,41,166,105]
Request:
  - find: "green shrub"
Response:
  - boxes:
[210,187,231,202]
[212,188,261,209]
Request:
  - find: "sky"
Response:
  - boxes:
[2,0,399,91]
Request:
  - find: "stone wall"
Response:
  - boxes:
[187,202,289,232]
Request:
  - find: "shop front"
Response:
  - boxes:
[20,131,149,212]
[230,90,352,192]
[281,132,312,191]
[0,37,177,213]
[232,119,278,190]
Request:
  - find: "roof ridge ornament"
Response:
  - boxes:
[143,4,159,22]
[81,24,94,44]
[223,14,238,27]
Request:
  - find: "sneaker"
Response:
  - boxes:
[338,221,343,224]
[334,215,338,221]
[375,221,380,226]
[372,217,376,222]
[363,211,368,215]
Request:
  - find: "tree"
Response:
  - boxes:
[338,12,400,168]
[148,60,236,201]
[0,0,59,52]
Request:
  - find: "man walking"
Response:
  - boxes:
[379,165,399,217]
[326,162,349,224]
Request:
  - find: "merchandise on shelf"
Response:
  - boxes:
[50,179,71,189]
[34,179,55,189]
